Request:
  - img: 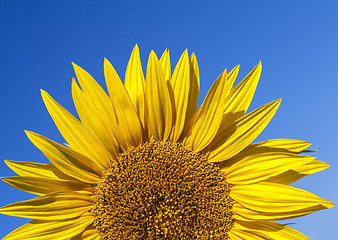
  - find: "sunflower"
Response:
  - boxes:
[1,45,333,240]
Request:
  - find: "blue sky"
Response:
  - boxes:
[0,0,337,239]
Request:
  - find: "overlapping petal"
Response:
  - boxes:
[232,182,333,220]
[207,99,281,162]
[186,53,200,120]
[72,79,119,159]
[4,160,74,180]
[235,220,310,239]
[26,131,102,183]
[3,214,93,240]
[145,51,173,141]
[266,159,330,184]
[251,138,311,153]
[224,152,315,184]
[159,49,171,82]
[225,65,239,98]
[104,58,143,147]
[225,62,262,116]
[218,138,312,170]
[233,202,331,221]
[41,90,111,169]
[73,62,131,152]
[228,227,268,240]
[0,191,92,220]
[124,45,146,130]
[180,53,200,140]
[189,69,228,151]
[1,176,92,195]
[169,49,191,142]
[70,226,99,240]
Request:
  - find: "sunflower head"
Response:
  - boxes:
[0,45,333,240]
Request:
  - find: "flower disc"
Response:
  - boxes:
[92,141,233,240]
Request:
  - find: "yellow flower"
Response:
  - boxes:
[1,45,333,240]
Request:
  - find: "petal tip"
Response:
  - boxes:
[150,49,156,56]
[324,201,335,209]
[24,130,35,138]
[233,64,240,70]
[254,61,262,71]
[149,50,159,62]
[104,57,113,69]
[72,62,82,72]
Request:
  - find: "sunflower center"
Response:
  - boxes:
[92,141,233,239]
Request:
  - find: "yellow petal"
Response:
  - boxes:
[1,176,92,195]
[207,99,281,162]
[0,191,92,220]
[218,139,312,170]
[41,90,111,169]
[233,202,331,221]
[266,159,330,184]
[145,50,173,141]
[211,63,261,147]
[180,53,200,141]
[105,58,143,147]
[229,227,268,240]
[231,182,333,216]
[72,79,119,159]
[159,48,171,82]
[251,138,311,153]
[3,214,93,240]
[226,65,240,94]
[225,62,262,115]
[189,69,228,151]
[4,160,73,180]
[187,53,200,118]
[70,226,99,240]
[225,152,314,184]
[209,65,239,108]
[72,62,128,151]
[300,160,330,174]
[26,131,102,183]
[169,49,190,142]
[235,220,310,240]
[124,44,146,128]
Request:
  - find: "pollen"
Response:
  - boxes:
[92,140,233,240]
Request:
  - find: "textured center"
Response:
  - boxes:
[92,141,233,240]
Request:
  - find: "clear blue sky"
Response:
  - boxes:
[0,0,337,239]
